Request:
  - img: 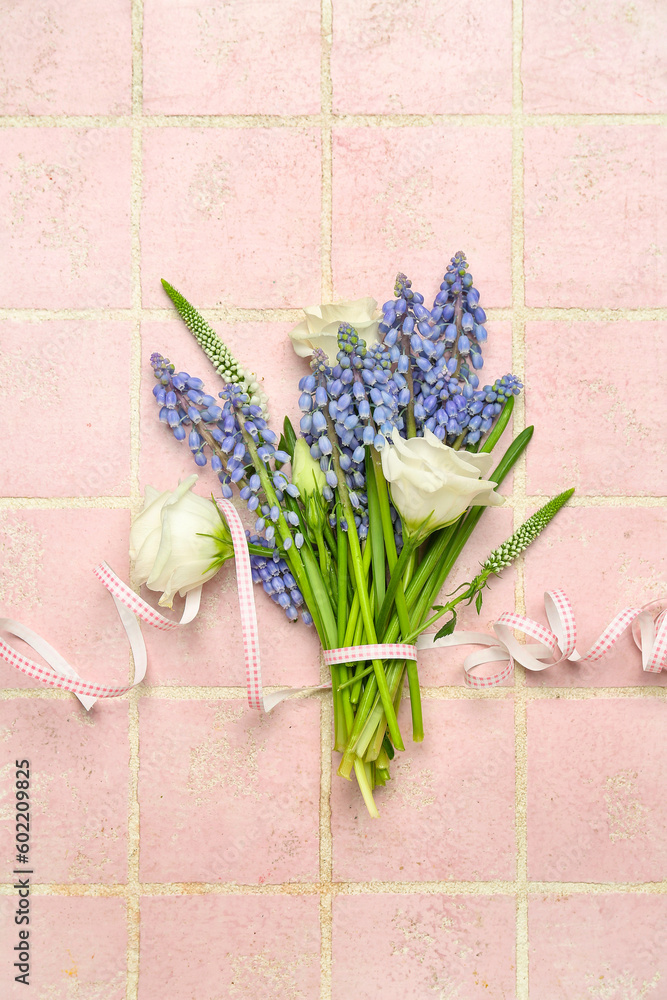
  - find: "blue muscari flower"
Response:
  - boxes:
[375,254,523,449]
[247,535,311,623]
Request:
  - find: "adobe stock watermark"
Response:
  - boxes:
[12,758,32,987]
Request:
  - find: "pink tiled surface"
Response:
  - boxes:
[528,700,667,882]
[0,897,127,997]
[0,129,132,308]
[332,699,516,881]
[332,128,513,306]
[526,321,667,497]
[0,1,132,115]
[1,2,666,997]
[141,128,322,308]
[0,700,129,882]
[331,0,513,114]
[333,894,517,999]
[1,320,132,497]
[143,0,321,115]
[138,699,321,883]
[139,896,320,999]
[528,895,667,999]
[524,126,667,307]
[523,0,667,113]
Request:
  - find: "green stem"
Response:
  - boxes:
[365,451,386,613]
[242,431,338,647]
[375,535,418,640]
[325,418,404,752]
[337,520,348,648]
[371,450,423,743]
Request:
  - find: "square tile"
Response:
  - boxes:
[332,699,515,881]
[139,318,321,688]
[0,129,132,308]
[332,128,513,307]
[0,320,131,497]
[139,896,320,1000]
[0,897,127,997]
[523,507,667,687]
[0,700,129,882]
[331,0,512,114]
[333,894,516,999]
[527,700,667,881]
[0,0,131,115]
[143,0,320,114]
[417,504,516,687]
[525,321,667,496]
[0,509,133,690]
[141,128,322,308]
[529,895,667,1000]
[138,699,321,883]
[523,0,667,113]
[524,126,667,307]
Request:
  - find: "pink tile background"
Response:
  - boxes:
[529,895,667,999]
[0,897,128,997]
[2,2,666,997]
[139,896,320,999]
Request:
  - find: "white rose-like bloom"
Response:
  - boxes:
[381,429,504,538]
[288,297,380,361]
[129,474,233,608]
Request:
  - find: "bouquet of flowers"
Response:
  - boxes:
[136,252,572,816]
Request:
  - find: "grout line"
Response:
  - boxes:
[0,683,664,703]
[319,697,334,1000]
[511,0,530,994]
[320,2,334,996]
[1,879,665,896]
[125,3,144,998]
[1,494,665,510]
[2,305,667,323]
[1,112,666,128]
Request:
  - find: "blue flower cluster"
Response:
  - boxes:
[151,354,313,624]
[378,252,522,446]
[151,353,291,500]
[152,253,522,624]
[296,326,410,539]
[249,535,312,625]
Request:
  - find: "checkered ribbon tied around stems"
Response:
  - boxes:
[417,589,667,689]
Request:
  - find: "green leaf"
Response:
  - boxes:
[475,591,483,614]
[282,417,297,458]
[434,610,457,642]
[381,735,395,761]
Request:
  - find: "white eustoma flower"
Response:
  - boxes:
[288,297,380,361]
[129,474,233,608]
[381,429,504,538]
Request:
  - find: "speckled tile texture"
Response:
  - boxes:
[0,1,666,998]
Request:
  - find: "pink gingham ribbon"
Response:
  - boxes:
[417,589,667,688]
[1,495,665,704]
[0,499,328,712]
[323,643,417,666]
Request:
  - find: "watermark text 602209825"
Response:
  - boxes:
[13,759,31,987]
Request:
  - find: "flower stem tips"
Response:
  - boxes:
[478,488,575,581]
[161,279,269,417]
